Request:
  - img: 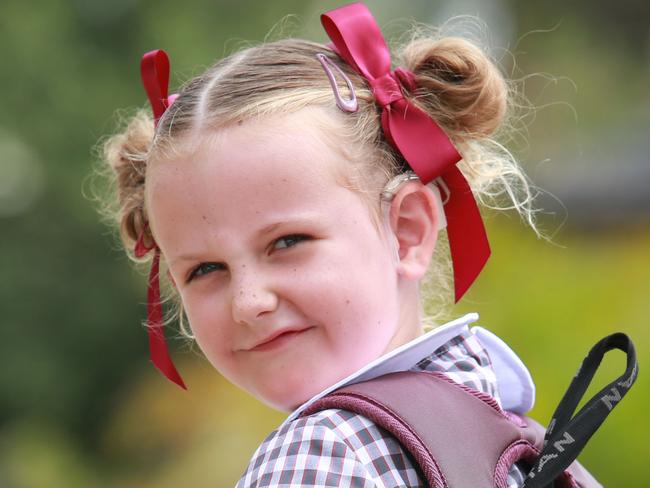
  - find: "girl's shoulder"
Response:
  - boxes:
[236,407,424,487]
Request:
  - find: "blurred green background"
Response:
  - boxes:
[1,0,648,486]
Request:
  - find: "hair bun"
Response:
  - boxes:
[400,37,508,139]
[102,110,155,245]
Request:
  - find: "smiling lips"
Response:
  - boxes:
[248,327,314,352]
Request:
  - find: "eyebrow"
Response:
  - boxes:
[257,215,320,237]
[257,221,288,238]
[167,216,320,266]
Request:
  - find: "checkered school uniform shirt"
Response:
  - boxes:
[237,331,527,487]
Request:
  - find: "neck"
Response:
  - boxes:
[384,279,424,354]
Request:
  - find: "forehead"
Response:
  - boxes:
[145,108,360,241]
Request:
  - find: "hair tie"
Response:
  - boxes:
[321,2,491,302]
[393,67,416,92]
[136,50,187,389]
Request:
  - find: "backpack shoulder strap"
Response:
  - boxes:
[301,371,524,487]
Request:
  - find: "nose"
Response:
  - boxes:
[231,266,278,325]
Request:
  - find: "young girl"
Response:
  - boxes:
[99,3,604,486]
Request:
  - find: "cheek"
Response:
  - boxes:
[179,290,233,362]
[293,255,389,320]
[337,243,401,344]
[304,244,399,342]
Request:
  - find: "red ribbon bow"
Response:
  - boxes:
[321,3,491,302]
[141,50,175,124]
[137,50,187,389]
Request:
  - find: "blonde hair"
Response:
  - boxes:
[95,29,539,335]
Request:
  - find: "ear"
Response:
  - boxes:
[388,181,440,280]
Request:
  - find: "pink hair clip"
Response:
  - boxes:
[316,53,358,113]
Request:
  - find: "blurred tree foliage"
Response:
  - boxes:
[0,0,648,486]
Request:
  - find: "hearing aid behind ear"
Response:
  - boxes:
[381,172,447,232]
[380,172,448,266]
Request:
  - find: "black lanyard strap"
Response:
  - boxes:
[523,332,638,487]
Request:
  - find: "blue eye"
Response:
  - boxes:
[187,262,225,282]
[273,234,309,251]
[186,235,309,283]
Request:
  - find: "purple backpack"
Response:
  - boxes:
[301,333,637,487]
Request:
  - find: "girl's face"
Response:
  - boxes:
[147,108,420,410]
